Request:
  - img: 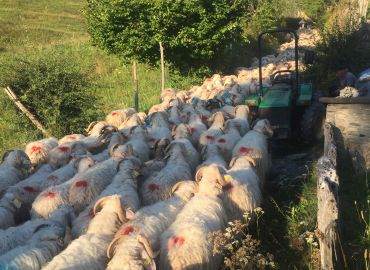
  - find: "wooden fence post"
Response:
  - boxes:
[317,122,346,269]
[133,61,139,112]
[3,86,51,137]
[159,42,165,92]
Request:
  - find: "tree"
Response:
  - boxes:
[85,0,251,73]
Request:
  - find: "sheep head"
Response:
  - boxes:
[208,112,225,128]
[153,138,171,160]
[171,180,197,201]
[229,155,256,168]
[1,149,32,173]
[172,124,192,140]
[195,165,227,196]
[93,195,132,224]
[253,119,273,138]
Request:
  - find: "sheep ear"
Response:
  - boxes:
[109,144,120,157]
[85,121,98,134]
[93,196,108,215]
[243,156,256,167]
[229,157,237,168]
[125,209,135,220]
[171,181,184,193]
[107,236,124,259]
[195,167,205,182]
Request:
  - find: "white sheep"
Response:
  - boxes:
[85,121,109,136]
[81,125,117,155]
[0,218,46,256]
[229,105,250,136]
[47,141,88,169]
[43,195,127,270]
[159,165,227,270]
[220,155,262,221]
[197,143,227,171]
[118,114,144,133]
[25,137,58,167]
[232,119,273,185]
[71,156,141,238]
[147,111,172,149]
[41,156,97,190]
[215,120,242,163]
[140,143,192,205]
[106,181,196,270]
[58,134,86,145]
[199,111,225,150]
[0,164,54,229]
[0,150,31,198]
[105,108,136,128]
[0,206,73,270]
[68,157,121,214]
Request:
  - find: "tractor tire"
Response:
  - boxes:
[300,101,325,143]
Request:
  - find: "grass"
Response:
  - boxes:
[0,0,199,155]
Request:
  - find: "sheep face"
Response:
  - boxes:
[172,124,192,140]
[253,119,273,138]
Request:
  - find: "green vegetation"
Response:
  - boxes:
[0,0,198,155]
[85,0,251,74]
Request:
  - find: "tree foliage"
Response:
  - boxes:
[85,0,251,72]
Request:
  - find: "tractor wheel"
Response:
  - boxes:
[300,101,325,143]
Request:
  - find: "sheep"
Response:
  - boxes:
[58,134,86,144]
[229,105,250,136]
[232,119,273,185]
[220,105,237,118]
[0,164,54,229]
[215,120,242,163]
[41,156,97,190]
[85,121,109,136]
[48,141,88,169]
[140,143,192,205]
[91,131,126,162]
[0,218,46,256]
[25,137,58,167]
[147,111,172,149]
[182,106,208,147]
[219,155,262,221]
[67,157,122,214]
[160,88,176,102]
[118,114,144,133]
[0,150,32,198]
[165,136,200,175]
[106,181,196,270]
[145,138,170,174]
[199,111,225,150]
[71,156,142,238]
[159,165,227,270]
[198,143,227,171]
[81,125,117,155]
[113,126,150,163]
[43,195,128,270]
[0,206,73,270]
[105,108,136,128]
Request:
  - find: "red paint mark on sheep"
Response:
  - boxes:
[111,112,119,116]
[169,236,185,248]
[218,138,226,143]
[75,180,88,188]
[31,145,43,153]
[190,127,196,133]
[148,183,159,192]
[43,192,56,198]
[67,135,76,140]
[239,147,253,154]
[58,146,70,153]
[23,186,38,193]
[120,226,136,235]
[206,135,215,141]
[47,175,58,182]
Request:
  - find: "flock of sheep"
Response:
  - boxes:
[0,72,272,270]
[0,28,319,270]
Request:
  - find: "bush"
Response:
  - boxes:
[304,3,370,92]
[85,0,250,73]
[0,51,99,138]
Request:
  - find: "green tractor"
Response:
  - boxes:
[245,28,325,142]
